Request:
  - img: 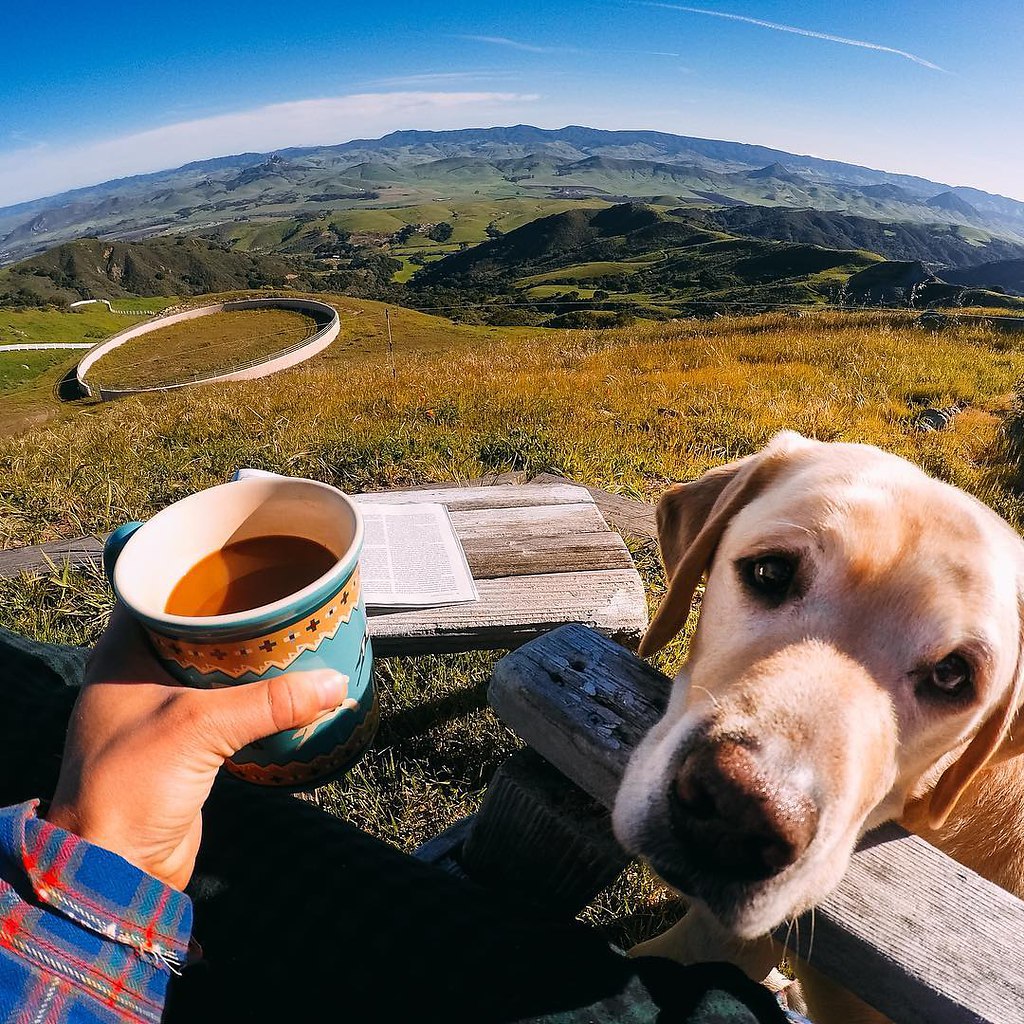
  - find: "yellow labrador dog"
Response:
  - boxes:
[612,431,1024,1019]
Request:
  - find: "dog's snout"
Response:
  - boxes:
[670,740,819,882]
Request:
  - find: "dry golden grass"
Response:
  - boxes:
[4,305,1024,947]
[4,307,1022,547]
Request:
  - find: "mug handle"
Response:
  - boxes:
[103,522,144,587]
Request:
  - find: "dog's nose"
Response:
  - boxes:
[670,740,819,882]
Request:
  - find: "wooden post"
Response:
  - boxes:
[385,307,396,384]
[489,624,1024,1024]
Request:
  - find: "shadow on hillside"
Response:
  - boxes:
[54,366,88,402]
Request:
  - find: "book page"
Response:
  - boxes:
[355,502,478,607]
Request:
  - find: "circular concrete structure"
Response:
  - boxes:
[75,297,340,401]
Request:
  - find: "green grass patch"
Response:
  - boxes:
[0,304,149,346]
[0,350,76,392]
[520,259,656,286]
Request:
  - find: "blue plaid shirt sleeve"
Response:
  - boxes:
[0,800,192,1023]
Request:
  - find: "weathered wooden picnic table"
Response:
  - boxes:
[0,480,650,657]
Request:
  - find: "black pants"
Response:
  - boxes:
[0,627,788,1024]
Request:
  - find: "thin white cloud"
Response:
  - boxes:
[642,3,946,71]
[0,91,538,207]
[364,71,517,88]
[458,34,580,54]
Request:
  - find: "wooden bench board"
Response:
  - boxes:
[0,484,649,656]
[490,624,1024,1024]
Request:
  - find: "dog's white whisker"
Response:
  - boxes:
[689,684,721,710]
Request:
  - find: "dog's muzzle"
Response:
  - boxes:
[665,736,820,885]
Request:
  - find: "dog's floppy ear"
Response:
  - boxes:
[638,431,807,658]
[928,604,1024,829]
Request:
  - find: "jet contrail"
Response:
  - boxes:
[642,3,946,71]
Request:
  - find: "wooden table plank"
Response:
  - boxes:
[530,473,657,540]
[369,569,648,656]
[0,535,106,577]
[357,482,593,510]
[0,488,603,579]
[448,503,609,540]
[462,531,634,580]
[490,624,1024,1024]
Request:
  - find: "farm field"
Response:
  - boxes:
[3,305,1023,946]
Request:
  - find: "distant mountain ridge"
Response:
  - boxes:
[3,125,1024,267]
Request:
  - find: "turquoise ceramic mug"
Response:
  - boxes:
[103,476,376,789]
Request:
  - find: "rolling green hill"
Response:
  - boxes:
[408,203,884,317]
[700,208,1024,268]
[0,237,304,306]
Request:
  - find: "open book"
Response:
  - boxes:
[233,470,478,609]
[354,501,477,608]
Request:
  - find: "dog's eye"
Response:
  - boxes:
[740,555,796,601]
[927,654,973,698]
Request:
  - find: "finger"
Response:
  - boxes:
[199,670,349,754]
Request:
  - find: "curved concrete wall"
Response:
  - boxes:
[75,297,340,401]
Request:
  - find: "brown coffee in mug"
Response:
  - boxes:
[165,534,338,617]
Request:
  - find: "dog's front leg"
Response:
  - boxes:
[627,903,783,982]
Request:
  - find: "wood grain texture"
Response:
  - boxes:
[530,473,657,540]
[447,502,609,539]
[0,535,105,577]
[490,623,670,807]
[356,482,594,511]
[0,486,606,576]
[0,484,649,657]
[461,531,634,580]
[369,569,648,656]
[490,624,1024,1024]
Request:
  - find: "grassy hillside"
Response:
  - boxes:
[3,307,1023,944]
[702,207,1024,268]
[0,303,161,435]
[0,236,303,306]
[0,349,74,392]
[0,293,543,437]
[943,259,1024,295]
[411,203,882,313]
[4,308,1021,563]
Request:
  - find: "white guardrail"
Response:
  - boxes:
[75,297,340,401]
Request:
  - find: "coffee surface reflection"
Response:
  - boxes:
[165,535,338,617]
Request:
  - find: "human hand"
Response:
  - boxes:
[46,605,348,890]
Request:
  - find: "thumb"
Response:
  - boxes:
[204,670,349,754]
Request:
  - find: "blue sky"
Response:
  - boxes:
[2,0,1022,205]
